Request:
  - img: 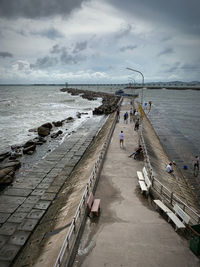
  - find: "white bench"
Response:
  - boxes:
[137,167,151,194]
[154,199,172,213]
[154,200,190,231]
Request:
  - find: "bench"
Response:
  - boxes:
[137,167,151,194]
[87,192,101,217]
[153,200,190,231]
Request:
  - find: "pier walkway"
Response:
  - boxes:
[74,98,199,267]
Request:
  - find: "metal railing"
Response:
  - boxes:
[139,110,200,225]
[54,109,118,267]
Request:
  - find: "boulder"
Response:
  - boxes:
[37,126,51,137]
[66,117,74,123]
[23,144,36,154]
[52,121,63,127]
[41,123,53,130]
[23,140,35,148]
[0,167,15,184]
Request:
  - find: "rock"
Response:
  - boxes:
[0,151,10,162]
[41,123,53,130]
[23,144,36,154]
[76,112,81,118]
[37,126,51,137]
[52,121,63,127]
[23,140,35,148]
[0,167,15,184]
[66,117,74,123]
[51,130,63,139]
[33,136,46,145]
[28,128,38,132]
[0,160,21,170]
[37,122,52,136]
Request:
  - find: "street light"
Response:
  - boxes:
[126,67,144,105]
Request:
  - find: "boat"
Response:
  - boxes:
[115,89,139,98]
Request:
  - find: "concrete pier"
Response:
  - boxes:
[73,98,200,267]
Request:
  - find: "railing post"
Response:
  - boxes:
[160,185,163,196]
[170,192,173,205]
[73,217,76,232]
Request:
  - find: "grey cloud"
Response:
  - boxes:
[115,24,132,38]
[181,63,200,71]
[30,56,58,69]
[50,44,66,54]
[60,50,85,64]
[158,48,174,57]
[107,0,200,35]
[0,0,89,19]
[0,51,13,58]
[73,41,87,53]
[32,43,86,69]
[120,45,137,52]
[38,28,64,40]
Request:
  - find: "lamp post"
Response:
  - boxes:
[126,67,144,105]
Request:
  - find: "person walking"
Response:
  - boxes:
[119,131,124,148]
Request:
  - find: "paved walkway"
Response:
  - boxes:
[74,99,200,267]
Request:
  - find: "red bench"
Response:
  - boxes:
[87,192,101,217]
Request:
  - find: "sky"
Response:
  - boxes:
[0,0,200,84]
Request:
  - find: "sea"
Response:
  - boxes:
[0,85,200,178]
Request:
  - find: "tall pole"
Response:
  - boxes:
[126,67,144,105]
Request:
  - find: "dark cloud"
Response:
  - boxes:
[107,0,200,35]
[50,44,66,54]
[73,41,87,53]
[0,0,89,19]
[120,45,137,52]
[32,43,86,69]
[0,51,13,58]
[158,48,174,57]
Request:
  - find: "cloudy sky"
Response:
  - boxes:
[0,0,200,84]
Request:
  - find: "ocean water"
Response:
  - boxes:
[0,85,102,152]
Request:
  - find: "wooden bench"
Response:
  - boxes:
[87,192,101,217]
[137,167,151,194]
[154,200,190,231]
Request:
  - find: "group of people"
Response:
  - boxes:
[166,155,199,176]
[123,108,138,124]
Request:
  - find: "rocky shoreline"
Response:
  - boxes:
[0,88,119,186]
[60,87,120,115]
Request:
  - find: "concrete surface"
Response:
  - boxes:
[73,98,200,267]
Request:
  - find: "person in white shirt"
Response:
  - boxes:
[166,162,173,173]
[119,131,124,148]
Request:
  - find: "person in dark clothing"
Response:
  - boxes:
[134,118,139,130]
[129,145,143,159]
